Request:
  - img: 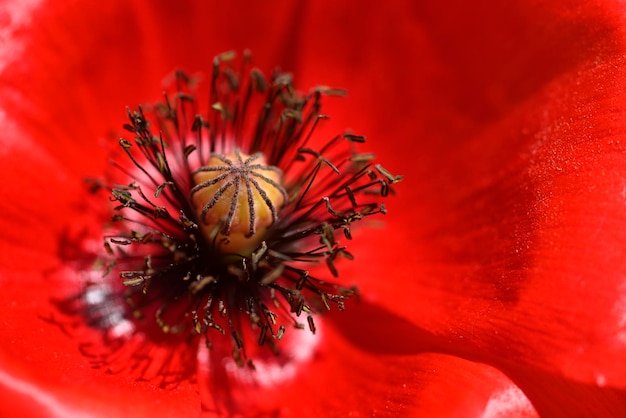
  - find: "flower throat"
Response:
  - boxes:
[100,51,402,367]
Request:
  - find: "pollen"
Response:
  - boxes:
[190,149,287,255]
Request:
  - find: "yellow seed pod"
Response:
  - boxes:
[190,149,286,255]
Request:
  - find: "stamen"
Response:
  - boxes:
[83,52,401,373]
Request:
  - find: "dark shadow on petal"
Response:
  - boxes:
[44,202,201,388]
[326,298,442,355]
[504,362,626,418]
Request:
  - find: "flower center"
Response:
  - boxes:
[190,149,286,256]
[84,52,403,373]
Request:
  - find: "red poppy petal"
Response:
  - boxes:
[291,0,626,389]
[197,321,538,417]
[331,301,626,417]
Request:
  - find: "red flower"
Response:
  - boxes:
[1,0,626,416]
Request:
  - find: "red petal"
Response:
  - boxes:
[293,0,626,390]
[197,320,538,417]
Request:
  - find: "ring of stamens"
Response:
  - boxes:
[98,60,402,370]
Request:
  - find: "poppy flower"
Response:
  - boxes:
[1,0,626,417]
